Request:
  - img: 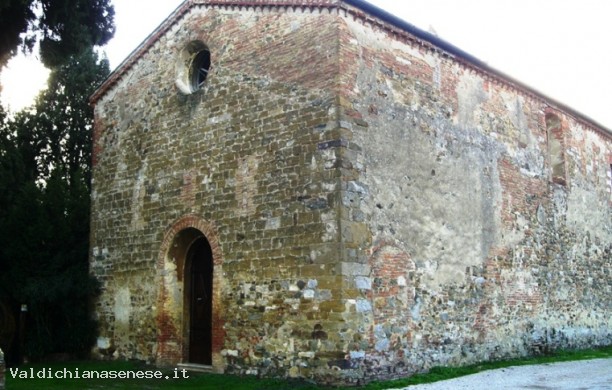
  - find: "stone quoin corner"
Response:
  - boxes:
[88,0,612,385]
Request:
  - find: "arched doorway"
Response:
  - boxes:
[184,236,213,365]
[156,215,223,368]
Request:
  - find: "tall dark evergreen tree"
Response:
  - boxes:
[0,48,110,361]
[0,0,115,68]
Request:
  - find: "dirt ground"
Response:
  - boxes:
[398,358,612,389]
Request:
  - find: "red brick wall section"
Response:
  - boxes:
[366,243,415,372]
[368,244,414,324]
[155,286,182,364]
[498,157,548,230]
[181,170,197,207]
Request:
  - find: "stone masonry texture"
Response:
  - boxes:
[90,0,612,385]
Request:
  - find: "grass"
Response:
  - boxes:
[5,345,611,389]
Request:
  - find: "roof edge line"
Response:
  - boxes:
[89,0,343,105]
[342,0,612,137]
[90,0,612,137]
[90,0,194,105]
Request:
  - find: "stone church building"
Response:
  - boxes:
[89,0,612,384]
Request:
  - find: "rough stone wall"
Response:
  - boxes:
[91,1,611,386]
[335,13,612,382]
[90,4,351,380]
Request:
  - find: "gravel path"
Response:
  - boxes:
[397,359,612,390]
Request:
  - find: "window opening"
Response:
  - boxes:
[176,41,211,95]
[190,49,210,91]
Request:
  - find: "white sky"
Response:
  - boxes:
[2,0,611,130]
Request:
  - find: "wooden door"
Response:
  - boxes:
[188,238,213,365]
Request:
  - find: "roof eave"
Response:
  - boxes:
[89,0,193,105]
[343,0,612,137]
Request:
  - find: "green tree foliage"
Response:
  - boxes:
[0,0,115,68]
[0,48,110,360]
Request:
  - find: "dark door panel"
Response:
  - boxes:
[188,238,213,365]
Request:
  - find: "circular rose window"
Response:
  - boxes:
[176,41,211,94]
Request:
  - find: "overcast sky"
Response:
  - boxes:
[2,0,611,130]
